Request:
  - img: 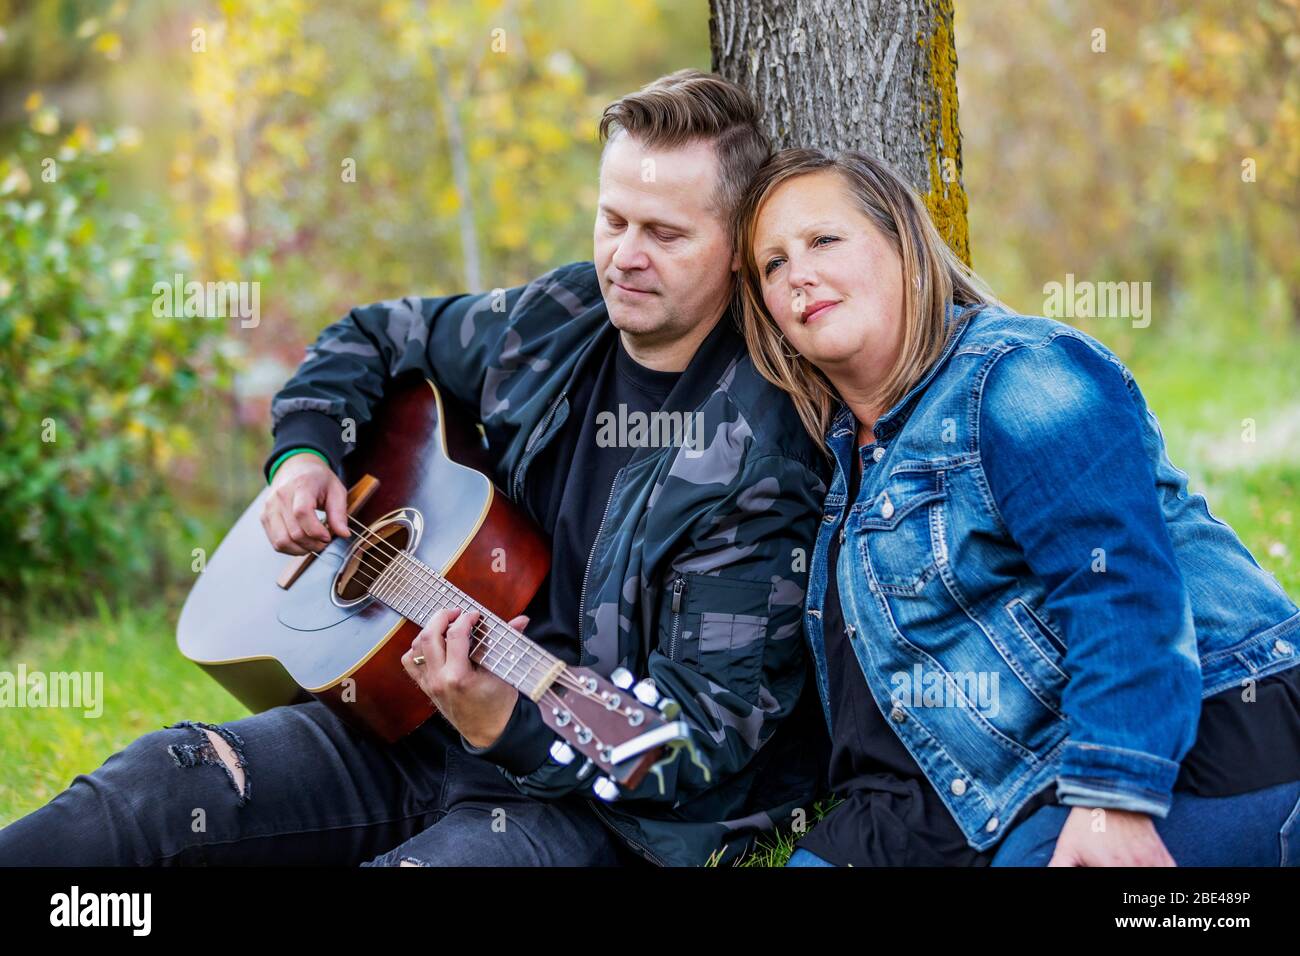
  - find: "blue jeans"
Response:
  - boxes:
[992,780,1300,866]
[0,700,628,866]
[787,847,837,867]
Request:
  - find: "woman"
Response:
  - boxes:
[733,148,1300,867]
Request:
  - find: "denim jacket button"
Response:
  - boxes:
[985,817,999,832]
[839,527,846,544]
[1276,639,1293,656]
[950,778,967,796]
[890,704,906,723]
[872,446,885,463]
[881,495,895,520]
[846,624,856,638]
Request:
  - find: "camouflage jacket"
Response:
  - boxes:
[266,261,829,866]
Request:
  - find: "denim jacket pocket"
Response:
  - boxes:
[856,470,948,596]
[1001,597,1070,718]
[663,572,772,706]
[1005,597,1069,678]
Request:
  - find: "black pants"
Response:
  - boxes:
[0,699,631,866]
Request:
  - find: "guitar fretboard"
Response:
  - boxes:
[367,556,561,699]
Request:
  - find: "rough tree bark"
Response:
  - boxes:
[709,0,970,264]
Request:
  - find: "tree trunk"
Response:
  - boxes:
[432,47,483,294]
[709,0,970,264]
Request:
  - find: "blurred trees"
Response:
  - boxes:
[0,115,231,614]
[957,0,1300,326]
[0,0,710,613]
[1,0,1297,612]
[177,0,707,346]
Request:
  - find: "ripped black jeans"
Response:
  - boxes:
[0,699,629,866]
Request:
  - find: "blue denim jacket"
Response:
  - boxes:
[805,304,1300,851]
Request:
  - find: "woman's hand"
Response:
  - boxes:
[1048,806,1177,866]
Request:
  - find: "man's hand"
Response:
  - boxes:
[261,452,350,555]
[1048,806,1177,866]
[401,607,529,748]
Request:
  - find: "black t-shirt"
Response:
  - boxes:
[797,445,1300,867]
[459,330,686,805]
[518,333,681,665]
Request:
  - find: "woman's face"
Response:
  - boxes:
[752,170,905,378]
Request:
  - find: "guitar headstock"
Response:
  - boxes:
[533,665,702,800]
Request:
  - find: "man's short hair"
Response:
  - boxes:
[599,69,771,234]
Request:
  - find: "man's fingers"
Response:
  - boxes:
[443,609,479,683]
[400,646,419,682]
[324,476,350,539]
[446,608,479,644]
[444,619,471,665]
[275,491,313,551]
[422,607,459,637]
[291,487,331,548]
[415,607,458,672]
[506,614,530,632]
[266,511,307,556]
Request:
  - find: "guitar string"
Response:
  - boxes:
[332,530,621,756]
[336,513,568,683]
[336,542,619,757]
[338,538,583,694]
[333,516,605,701]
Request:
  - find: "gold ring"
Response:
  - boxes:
[412,655,425,665]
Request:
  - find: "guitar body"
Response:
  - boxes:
[177,377,551,742]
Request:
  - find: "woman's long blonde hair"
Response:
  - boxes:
[734,149,999,452]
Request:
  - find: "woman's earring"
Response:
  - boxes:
[775,330,799,360]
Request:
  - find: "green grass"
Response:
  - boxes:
[1119,328,1300,597]
[2,306,1297,860]
[730,797,843,867]
[0,593,249,826]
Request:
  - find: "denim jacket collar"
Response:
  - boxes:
[825,302,982,447]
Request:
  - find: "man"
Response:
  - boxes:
[0,70,827,867]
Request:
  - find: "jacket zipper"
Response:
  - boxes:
[512,390,566,501]
[588,799,668,867]
[578,467,624,648]
[668,576,686,661]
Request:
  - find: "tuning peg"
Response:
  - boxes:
[633,678,660,707]
[657,697,681,719]
[611,667,634,690]
[548,739,575,766]
[592,776,619,802]
[575,758,594,781]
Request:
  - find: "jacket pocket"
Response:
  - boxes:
[663,572,772,706]
[1006,598,1067,660]
[1003,597,1070,706]
[857,470,947,596]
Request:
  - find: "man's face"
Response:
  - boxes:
[593,133,737,349]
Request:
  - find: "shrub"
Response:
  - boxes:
[0,124,232,618]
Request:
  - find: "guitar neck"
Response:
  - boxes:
[367,555,564,701]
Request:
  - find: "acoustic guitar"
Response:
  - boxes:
[177,376,694,798]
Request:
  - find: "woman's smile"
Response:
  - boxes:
[801,299,840,324]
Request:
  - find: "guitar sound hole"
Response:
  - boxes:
[332,509,423,607]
